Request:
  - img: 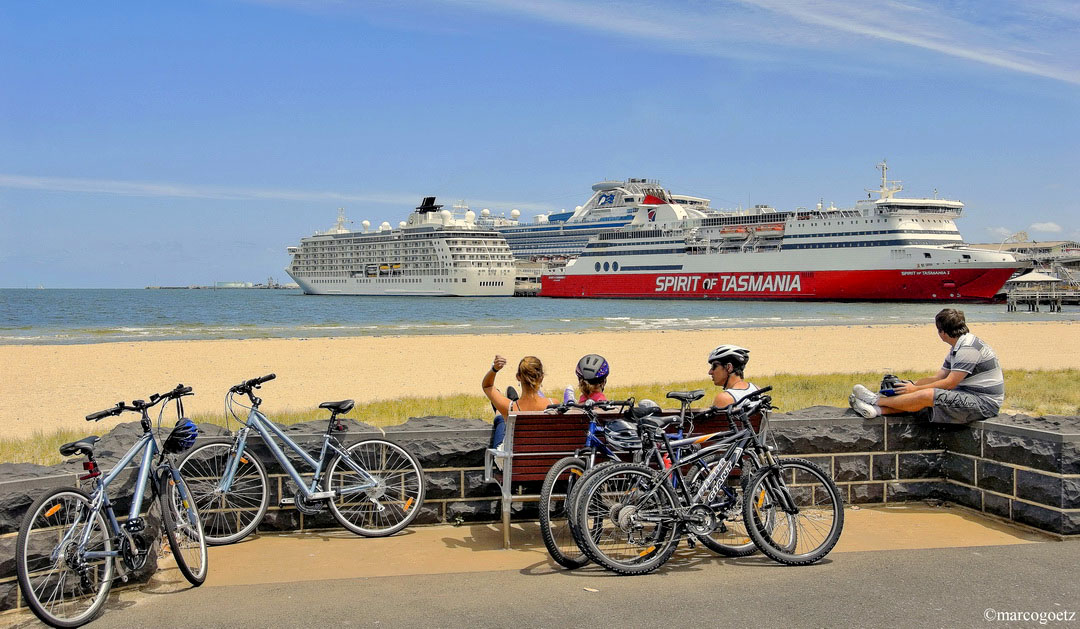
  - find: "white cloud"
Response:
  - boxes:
[985,226,1013,238]
[0,173,550,212]
[1029,222,1063,233]
[428,0,1080,85]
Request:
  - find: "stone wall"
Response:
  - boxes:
[2,410,1077,614]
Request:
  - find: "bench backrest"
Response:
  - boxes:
[501,408,762,483]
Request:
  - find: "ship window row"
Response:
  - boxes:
[479,281,506,287]
[784,228,958,239]
[782,239,948,250]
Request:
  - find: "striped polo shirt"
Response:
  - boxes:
[943,333,1005,412]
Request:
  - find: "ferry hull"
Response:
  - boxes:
[541,267,1018,301]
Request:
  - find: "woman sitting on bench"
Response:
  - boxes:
[482,355,553,449]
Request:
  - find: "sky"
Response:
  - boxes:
[1,0,1077,288]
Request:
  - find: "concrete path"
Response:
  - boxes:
[6,505,1076,628]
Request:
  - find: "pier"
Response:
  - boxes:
[1006,289,1080,312]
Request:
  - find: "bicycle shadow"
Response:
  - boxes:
[439,523,545,552]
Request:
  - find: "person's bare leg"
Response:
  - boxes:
[877,389,935,414]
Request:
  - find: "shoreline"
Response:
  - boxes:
[2,321,1077,441]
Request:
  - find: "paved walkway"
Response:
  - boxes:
[6,505,1076,628]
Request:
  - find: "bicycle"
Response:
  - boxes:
[16,384,208,628]
[537,397,636,569]
[571,386,844,574]
[568,390,767,568]
[177,374,425,544]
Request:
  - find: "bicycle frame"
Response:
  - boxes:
[216,402,378,501]
[633,403,778,516]
[78,419,195,562]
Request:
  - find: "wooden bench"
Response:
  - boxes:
[482,406,761,548]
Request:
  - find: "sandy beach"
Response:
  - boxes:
[1,321,1077,440]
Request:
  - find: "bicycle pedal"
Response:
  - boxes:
[279,497,295,506]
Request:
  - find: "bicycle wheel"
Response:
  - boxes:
[16,487,114,628]
[687,454,761,557]
[159,470,208,585]
[572,462,681,575]
[178,440,268,545]
[327,439,425,537]
[539,457,589,569]
[743,457,844,565]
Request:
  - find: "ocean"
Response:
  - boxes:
[0,288,1075,345]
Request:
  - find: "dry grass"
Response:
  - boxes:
[4,369,1077,466]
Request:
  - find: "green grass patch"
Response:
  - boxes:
[4,369,1077,466]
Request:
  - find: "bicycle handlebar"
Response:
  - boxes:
[85,383,195,421]
[86,403,125,421]
[546,399,631,414]
[229,373,276,394]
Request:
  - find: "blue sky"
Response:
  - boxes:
[1,0,1077,287]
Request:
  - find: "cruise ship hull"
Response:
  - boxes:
[542,265,1020,301]
[290,269,514,297]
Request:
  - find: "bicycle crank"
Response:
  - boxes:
[685,504,718,536]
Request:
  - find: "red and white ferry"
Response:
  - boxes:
[542,163,1025,301]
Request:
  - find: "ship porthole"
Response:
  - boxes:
[603,262,610,272]
[594,262,601,272]
[612,261,619,272]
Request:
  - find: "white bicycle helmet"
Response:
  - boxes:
[707,344,750,367]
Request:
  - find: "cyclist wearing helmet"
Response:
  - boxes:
[482,354,553,449]
[707,344,758,408]
[575,354,610,403]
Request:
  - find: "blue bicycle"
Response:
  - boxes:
[16,384,207,628]
[537,397,638,568]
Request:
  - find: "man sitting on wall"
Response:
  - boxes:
[848,308,1004,424]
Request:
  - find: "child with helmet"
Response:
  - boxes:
[707,344,759,408]
[575,354,610,403]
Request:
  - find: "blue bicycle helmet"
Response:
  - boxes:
[575,354,610,382]
[164,418,198,454]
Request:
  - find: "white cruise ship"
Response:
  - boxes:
[478,178,713,260]
[286,198,515,296]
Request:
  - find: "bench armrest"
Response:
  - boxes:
[483,447,510,484]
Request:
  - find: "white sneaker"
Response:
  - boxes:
[849,394,880,418]
[852,384,880,405]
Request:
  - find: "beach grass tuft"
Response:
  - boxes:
[4,369,1077,466]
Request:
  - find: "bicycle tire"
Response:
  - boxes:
[567,461,617,566]
[159,470,209,585]
[327,439,426,537]
[539,457,589,569]
[572,462,681,575]
[743,457,844,565]
[178,440,269,545]
[687,454,762,557]
[16,487,114,628]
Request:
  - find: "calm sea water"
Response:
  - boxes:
[0,289,1075,345]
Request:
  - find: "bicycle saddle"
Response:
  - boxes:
[666,389,705,403]
[319,399,355,414]
[59,436,100,457]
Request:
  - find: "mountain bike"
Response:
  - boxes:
[572,387,844,574]
[568,390,768,568]
[177,374,425,544]
[16,384,207,627]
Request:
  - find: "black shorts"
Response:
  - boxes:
[932,389,998,424]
